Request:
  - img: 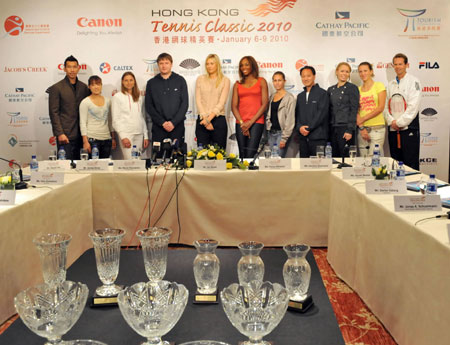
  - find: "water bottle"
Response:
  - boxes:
[30,155,39,172]
[198,143,204,150]
[372,144,380,167]
[325,142,332,159]
[91,144,99,160]
[131,145,140,159]
[58,146,66,160]
[396,161,405,180]
[271,143,280,158]
[426,174,437,194]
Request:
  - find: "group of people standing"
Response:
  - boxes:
[48,52,421,169]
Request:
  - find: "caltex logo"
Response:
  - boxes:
[4,16,24,36]
[99,62,111,74]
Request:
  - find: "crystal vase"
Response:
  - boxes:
[33,233,72,288]
[282,244,311,301]
[237,241,264,286]
[137,227,172,284]
[89,228,126,296]
[193,239,220,294]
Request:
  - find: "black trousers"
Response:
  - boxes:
[235,123,264,158]
[330,126,354,158]
[388,128,420,170]
[152,122,185,158]
[88,138,112,159]
[196,116,228,149]
[57,136,82,160]
[298,136,327,158]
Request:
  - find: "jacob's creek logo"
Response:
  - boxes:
[248,0,297,17]
[7,112,28,127]
[4,88,35,103]
[76,17,123,36]
[3,66,47,72]
[420,133,438,147]
[419,61,439,69]
[316,11,369,37]
[99,62,132,74]
[3,15,50,36]
[397,8,440,39]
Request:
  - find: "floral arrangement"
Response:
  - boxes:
[372,165,389,180]
[0,174,15,190]
[187,144,248,170]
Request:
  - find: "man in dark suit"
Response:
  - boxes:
[48,55,90,160]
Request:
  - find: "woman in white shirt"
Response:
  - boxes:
[195,54,230,149]
[112,72,149,159]
[79,75,115,158]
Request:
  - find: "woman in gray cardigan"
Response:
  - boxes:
[265,71,296,157]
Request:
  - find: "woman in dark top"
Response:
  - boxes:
[327,62,359,157]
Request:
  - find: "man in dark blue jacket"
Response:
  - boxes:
[295,66,329,158]
[145,53,188,156]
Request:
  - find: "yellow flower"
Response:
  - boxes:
[229,153,236,159]
[226,162,233,169]
[186,160,192,168]
[187,151,192,157]
[377,167,382,173]
[197,152,203,159]
[382,168,387,174]
[1,175,11,184]
[216,152,224,160]
[243,160,249,167]
[208,150,216,158]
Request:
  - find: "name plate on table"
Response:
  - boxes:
[300,158,332,170]
[39,160,71,171]
[0,190,15,205]
[77,160,109,171]
[194,160,226,171]
[354,157,390,167]
[259,158,292,170]
[342,167,372,179]
[394,195,442,212]
[113,160,146,171]
[365,180,407,194]
[31,172,64,185]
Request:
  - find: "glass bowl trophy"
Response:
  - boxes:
[283,244,313,313]
[89,228,126,307]
[193,239,220,304]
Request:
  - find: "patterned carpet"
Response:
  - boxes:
[0,248,398,344]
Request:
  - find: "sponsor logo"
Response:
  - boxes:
[49,137,56,146]
[8,134,18,147]
[285,84,295,90]
[7,112,28,127]
[143,59,159,76]
[179,58,200,69]
[248,0,297,17]
[38,116,51,125]
[397,8,441,39]
[8,160,17,169]
[422,86,439,97]
[99,62,111,74]
[3,66,47,72]
[4,15,24,36]
[420,132,438,146]
[420,107,438,122]
[222,59,232,64]
[345,57,358,71]
[76,17,123,36]
[316,12,369,37]
[8,134,38,148]
[376,62,393,69]
[151,9,240,17]
[4,88,35,103]
[57,63,88,71]
[295,59,324,72]
[346,58,355,63]
[258,61,283,69]
[419,61,439,69]
[335,11,350,19]
[420,157,438,165]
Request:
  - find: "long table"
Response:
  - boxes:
[0,174,94,323]
[1,248,345,345]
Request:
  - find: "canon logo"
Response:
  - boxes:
[77,17,122,27]
[258,62,283,69]
[57,64,88,70]
[422,86,439,92]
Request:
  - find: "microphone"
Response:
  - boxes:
[0,157,27,189]
[337,143,352,169]
[161,138,172,163]
[169,139,179,163]
[151,141,161,163]
[248,137,268,170]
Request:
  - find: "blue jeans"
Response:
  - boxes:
[267,130,287,158]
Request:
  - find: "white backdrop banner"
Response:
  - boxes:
[1,0,448,181]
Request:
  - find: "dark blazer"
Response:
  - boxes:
[327,82,359,133]
[48,76,90,140]
[295,84,329,141]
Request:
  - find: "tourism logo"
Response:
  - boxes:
[4,88,35,103]
[76,17,123,36]
[8,134,18,147]
[4,16,24,36]
[99,62,111,74]
[143,59,159,76]
[419,61,439,69]
[397,8,440,39]
[7,112,28,128]
[248,0,297,17]
[420,133,438,147]
[335,12,350,19]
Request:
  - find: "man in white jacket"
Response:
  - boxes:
[385,53,421,170]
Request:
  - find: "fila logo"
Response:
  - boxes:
[419,62,439,69]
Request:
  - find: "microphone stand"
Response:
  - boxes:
[337,144,352,169]
[0,157,28,189]
[248,139,268,170]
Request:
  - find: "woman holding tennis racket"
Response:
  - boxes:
[356,62,387,157]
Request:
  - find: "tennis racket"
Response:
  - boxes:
[388,93,407,149]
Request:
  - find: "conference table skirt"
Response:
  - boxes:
[0,174,94,324]
[90,168,331,247]
[327,173,450,345]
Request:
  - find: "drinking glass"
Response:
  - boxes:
[48,150,57,161]
[349,145,357,161]
[316,146,325,159]
[80,149,89,161]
